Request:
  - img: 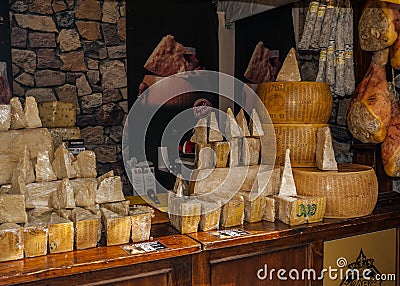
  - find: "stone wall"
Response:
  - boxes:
[9,0,132,194]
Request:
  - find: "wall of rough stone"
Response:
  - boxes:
[9,0,132,194]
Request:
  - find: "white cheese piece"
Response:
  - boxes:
[236,109,250,137]
[229,138,240,167]
[95,176,124,204]
[240,191,266,223]
[195,144,215,170]
[225,108,242,140]
[190,117,208,144]
[71,178,97,207]
[278,149,297,197]
[249,109,264,137]
[72,150,97,178]
[316,127,338,171]
[9,172,27,195]
[35,150,57,182]
[10,97,27,129]
[208,111,223,142]
[13,145,35,184]
[0,105,11,131]
[49,178,76,209]
[24,96,42,128]
[241,137,261,166]
[0,194,27,223]
[52,144,77,179]
[262,196,276,222]
[276,47,301,82]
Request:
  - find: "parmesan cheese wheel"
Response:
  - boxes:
[292,164,378,218]
[257,82,332,124]
[263,123,329,167]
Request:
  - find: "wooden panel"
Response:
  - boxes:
[210,246,308,286]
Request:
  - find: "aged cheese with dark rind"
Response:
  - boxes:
[347,62,391,143]
[0,105,11,131]
[35,150,57,182]
[211,141,230,168]
[38,101,76,128]
[52,144,77,179]
[276,48,301,82]
[23,220,48,257]
[0,223,24,262]
[100,208,131,246]
[10,97,27,129]
[48,127,81,150]
[0,194,27,223]
[47,213,74,254]
[49,178,76,209]
[236,109,250,137]
[208,112,223,142]
[24,96,42,128]
[316,127,338,171]
[73,207,99,250]
[95,176,125,204]
[129,208,152,243]
[72,150,97,178]
[244,41,272,84]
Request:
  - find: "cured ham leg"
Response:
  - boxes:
[382,100,400,176]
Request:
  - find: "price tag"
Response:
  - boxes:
[209,229,250,239]
[122,241,168,255]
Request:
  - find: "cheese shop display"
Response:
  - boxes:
[292,164,378,218]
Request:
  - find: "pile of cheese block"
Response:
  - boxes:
[0,97,152,262]
[168,107,285,234]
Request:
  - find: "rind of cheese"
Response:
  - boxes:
[278,149,297,197]
[100,208,131,246]
[249,109,264,137]
[23,222,48,257]
[168,192,201,234]
[47,213,74,254]
[241,137,260,166]
[24,96,42,129]
[198,200,221,231]
[10,97,27,130]
[220,195,244,228]
[130,209,151,243]
[73,207,99,250]
[52,144,77,179]
[276,48,301,82]
[38,101,76,128]
[72,150,97,178]
[240,191,266,223]
[225,108,242,139]
[35,150,57,182]
[262,196,275,222]
[316,127,338,171]
[49,178,76,209]
[195,144,215,170]
[293,164,378,218]
[95,176,124,204]
[48,127,80,150]
[211,141,230,168]
[209,112,223,142]
[0,223,24,262]
[0,194,27,223]
[190,118,208,144]
[235,109,250,137]
[0,105,11,131]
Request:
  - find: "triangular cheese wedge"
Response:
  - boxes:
[52,144,77,179]
[49,178,76,209]
[278,149,297,197]
[24,96,42,128]
[316,127,338,171]
[208,112,223,142]
[225,108,242,139]
[35,150,57,182]
[236,109,250,137]
[276,48,301,82]
[10,97,27,129]
[249,109,264,137]
[190,118,208,144]
[10,172,27,195]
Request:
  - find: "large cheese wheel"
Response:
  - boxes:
[292,164,378,218]
[257,82,332,124]
[263,123,329,167]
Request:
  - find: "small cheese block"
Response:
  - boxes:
[55,209,73,221]
[0,223,24,262]
[198,200,221,231]
[0,105,11,131]
[73,207,99,249]
[38,101,76,128]
[48,127,81,150]
[97,170,114,185]
[100,208,131,246]
[52,144,77,180]
[24,96,42,128]
[241,137,261,166]
[15,145,35,184]
[71,178,97,207]
[10,97,27,130]
[47,213,74,254]
[23,220,48,257]
[49,178,76,209]
[168,192,201,234]
[0,194,27,223]
[220,194,244,228]
[10,171,27,195]
[173,174,189,197]
[225,108,242,140]
[249,109,264,137]
[278,149,297,197]
[129,208,152,243]
[85,204,102,243]
[274,195,326,226]
[259,167,281,196]
[101,200,130,216]
[208,112,223,142]
[276,47,301,82]
[316,127,338,171]
[190,118,208,144]
[95,176,124,204]
[72,150,97,178]
[211,141,230,168]
[35,150,57,182]
[195,144,215,169]
[240,191,266,223]
[262,196,276,222]
[229,138,240,167]
[236,109,250,137]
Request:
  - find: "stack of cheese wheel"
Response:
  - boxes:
[257,81,332,167]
